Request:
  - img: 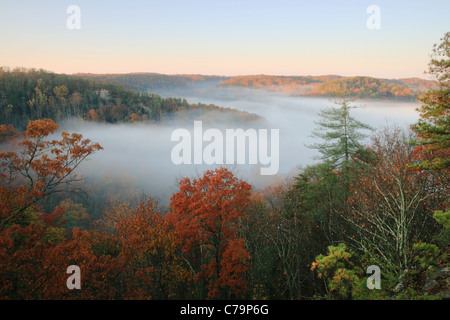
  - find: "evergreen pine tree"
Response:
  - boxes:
[411,32,450,170]
[307,98,374,172]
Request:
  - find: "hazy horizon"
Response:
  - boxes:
[67,70,436,81]
[2,67,436,82]
[2,1,450,79]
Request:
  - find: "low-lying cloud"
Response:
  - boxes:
[58,87,422,205]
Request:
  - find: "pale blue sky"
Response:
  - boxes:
[1,0,449,78]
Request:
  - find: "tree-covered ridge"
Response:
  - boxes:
[221,74,323,87]
[0,68,260,130]
[75,72,228,92]
[311,76,417,99]
[223,75,438,99]
[78,72,438,99]
[386,77,440,91]
[219,74,336,95]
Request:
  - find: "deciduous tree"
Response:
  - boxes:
[168,168,252,299]
[346,127,445,272]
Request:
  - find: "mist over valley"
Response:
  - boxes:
[60,83,422,205]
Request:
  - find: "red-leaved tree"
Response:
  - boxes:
[167,168,252,299]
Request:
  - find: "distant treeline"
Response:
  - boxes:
[312,76,417,99]
[75,72,227,92]
[222,75,437,99]
[0,68,259,130]
[1,67,436,131]
[77,72,438,100]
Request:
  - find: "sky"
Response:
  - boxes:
[1,0,449,79]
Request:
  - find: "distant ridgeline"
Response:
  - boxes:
[220,75,438,99]
[75,72,228,93]
[78,72,438,100]
[2,68,437,130]
[0,68,260,130]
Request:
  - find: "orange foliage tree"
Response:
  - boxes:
[0,118,102,225]
[0,119,105,299]
[104,199,192,299]
[167,168,252,299]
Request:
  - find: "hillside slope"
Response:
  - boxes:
[78,72,438,100]
[0,68,260,130]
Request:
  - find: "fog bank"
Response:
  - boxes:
[59,89,421,204]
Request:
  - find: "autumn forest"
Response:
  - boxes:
[0,32,449,302]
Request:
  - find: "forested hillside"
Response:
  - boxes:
[311,76,417,99]
[0,68,259,130]
[78,72,437,100]
[75,72,228,92]
[220,75,437,99]
[0,33,448,301]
